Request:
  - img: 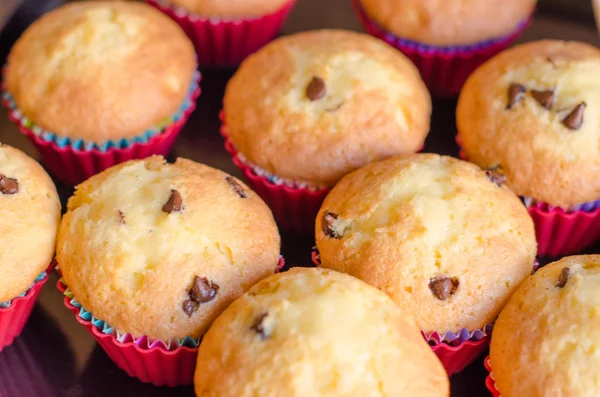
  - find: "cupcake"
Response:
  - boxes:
[194,267,449,397]
[56,156,281,386]
[457,40,600,257]
[146,0,296,67]
[222,29,431,233]
[2,1,200,186]
[0,143,61,351]
[354,0,536,96]
[489,255,600,396]
[314,153,537,375]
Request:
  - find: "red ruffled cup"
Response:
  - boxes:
[352,0,533,97]
[456,140,600,257]
[1,70,201,186]
[485,356,501,396]
[220,112,330,234]
[311,249,491,376]
[146,0,296,68]
[0,265,53,352]
[56,257,284,387]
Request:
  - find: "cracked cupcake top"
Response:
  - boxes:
[56,156,280,341]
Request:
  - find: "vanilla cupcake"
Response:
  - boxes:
[195,267,449,397]
[222,29,431,233]
[457,40,600,257]
[56,156,280,385]
[0,143,60,351]
[315,153,537,373]
[3,1,199,185]
[490,255,600,396]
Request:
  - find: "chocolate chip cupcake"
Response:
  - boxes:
[2,1,199,185]
[222,29,431,233]
[195,267,449,397]
[315,153,537,374]
[489,255,600,396]
[457,40,600,257]
[0,143,60,351]
[56,156,280,385]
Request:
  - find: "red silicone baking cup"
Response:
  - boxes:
[146,0,296,68]
[353,0,533,97]
[220,112,330,234]
[1,76,201,186]
[456,141,600,257]
[57,257,284,387]
[311,249,489,375]
[0,264,53,352]
[485,356,501,396]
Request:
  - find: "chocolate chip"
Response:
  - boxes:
[429,277,459,300]
[182,299,199,317]
[556,267,571,288]
[322,210,342,239]
[531,89,554,110]
[485,166,506,187]
[0,174,19,195]
[250,312,270,339]
[506,83,525,109]
[562,102,586,130]
[226,176,247,198]
[306,76,326,101]
[118,210,126,225]
[162,189,183,213]
[189,276,219,304]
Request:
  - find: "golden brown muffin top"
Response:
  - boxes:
[6,1,196,143]
[224,29,431,187]
[360,0,536,46]
[168,0,291,18]
[457,40,600,207]
[57,157,280,341]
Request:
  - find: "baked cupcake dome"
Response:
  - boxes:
[223,29,431,188]
[165,0,291,18]
[56,156,280,341]
[0,144,60,302]
[457,40,600,208]
[491,255,600,396]
[359,0,535,46]
[194,267,449,397]
[315,154,537,334]
[5,1,197,143]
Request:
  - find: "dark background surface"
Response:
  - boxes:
[0,0,599,396]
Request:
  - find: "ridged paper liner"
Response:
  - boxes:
[485,356,501,396]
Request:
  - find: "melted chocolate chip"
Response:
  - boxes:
[322,210,342,239]
[556,267,571,288]
[182,299,199,317]
[506,83,526,110]
[306,77,326,101]
[189,276,219,303]
[162,189,183,213]
[226,176,247,198]
[485,166,506,187]
[531,89,554,110]
[118,210,126,225]
[0,174,19,195]
[562,102,586,130]
[250,312,270,339]
[429,277,459,300]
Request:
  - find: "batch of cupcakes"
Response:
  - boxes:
[1,0,600,395]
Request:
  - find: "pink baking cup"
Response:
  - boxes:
[146,0,296,68]
[1,73,201,186]
[56,257,284,387]
[456,139,600,257]
[0,264,53,352]
[485,356,501,396]
[353,0,533,97]
[220,112,330,234]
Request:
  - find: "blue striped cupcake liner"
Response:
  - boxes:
[0,271,47,308]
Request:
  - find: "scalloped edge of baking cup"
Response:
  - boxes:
[146,0,297,67]
[352,0,534,96]
[0,271,47,309]
[1,69,201,153]
[485,356,501,396]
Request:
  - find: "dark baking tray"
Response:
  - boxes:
[0,1,598,396]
